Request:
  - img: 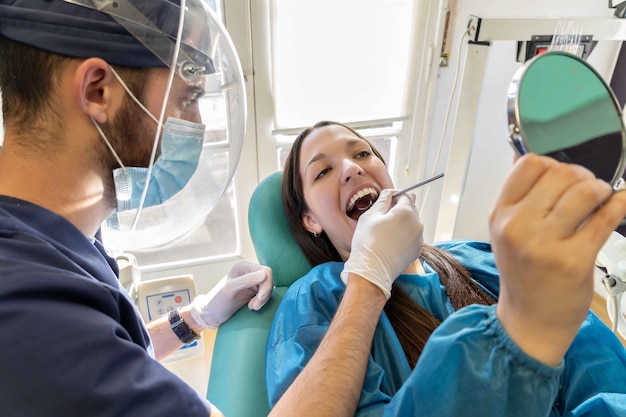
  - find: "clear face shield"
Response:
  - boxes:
[65,0,246,253]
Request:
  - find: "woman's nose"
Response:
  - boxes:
[342,159,364,183]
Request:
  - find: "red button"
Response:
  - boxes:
[175,296,183,303]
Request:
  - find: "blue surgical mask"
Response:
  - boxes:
[92,67,206,213]
[113,118,205,212]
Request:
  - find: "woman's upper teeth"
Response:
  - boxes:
[348,187,378,211]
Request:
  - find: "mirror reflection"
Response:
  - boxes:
[509,51,626,186]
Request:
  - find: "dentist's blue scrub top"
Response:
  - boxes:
[266,240,626,416]
[0,196,213,417]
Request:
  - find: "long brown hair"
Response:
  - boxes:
[282,121,495,367]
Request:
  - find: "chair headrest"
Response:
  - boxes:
[248,171,312,287]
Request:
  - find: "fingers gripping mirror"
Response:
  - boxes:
[508,51,626,189]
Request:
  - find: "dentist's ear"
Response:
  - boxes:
[73,58,116,124]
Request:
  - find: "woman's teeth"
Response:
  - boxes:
[347,188,378,211]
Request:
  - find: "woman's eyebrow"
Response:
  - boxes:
[305,153,327,176]
[304,138,365,174]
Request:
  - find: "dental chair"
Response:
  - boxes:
[206,171,312,417]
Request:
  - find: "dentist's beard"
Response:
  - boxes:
[96,95,157,210]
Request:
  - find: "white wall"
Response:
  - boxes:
[420,0,621,243]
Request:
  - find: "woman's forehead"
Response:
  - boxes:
[302,125,366,152]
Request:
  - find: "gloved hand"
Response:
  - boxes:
[341,189,424,299]
[191,261,273,329]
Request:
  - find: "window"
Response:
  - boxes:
[129,184,240,268]
[252,0,445,190]
[270,0,415,128]
[262,0,414,179]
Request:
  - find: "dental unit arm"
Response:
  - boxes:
[595,231,626,340]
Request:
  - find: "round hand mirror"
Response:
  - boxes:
[507,51,626,188]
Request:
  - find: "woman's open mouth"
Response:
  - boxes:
[346,188,378,220]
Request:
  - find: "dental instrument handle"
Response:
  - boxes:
[391,173,444,198]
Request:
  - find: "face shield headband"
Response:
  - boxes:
[61,0,247,253]
[65,0,216,82]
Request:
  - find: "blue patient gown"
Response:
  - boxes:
[266,240,626,416]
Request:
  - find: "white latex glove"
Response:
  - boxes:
[191,261,273,329]
[341,189,424,299]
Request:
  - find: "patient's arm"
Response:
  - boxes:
[268,276,386,417]
[269,185,422,416]
[490,154,626,365]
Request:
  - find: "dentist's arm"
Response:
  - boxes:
[148,261,273,361]
[269,190,424,417]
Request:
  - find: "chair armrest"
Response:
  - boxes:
[206,288,286,417]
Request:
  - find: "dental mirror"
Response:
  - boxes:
[508,51,626,188]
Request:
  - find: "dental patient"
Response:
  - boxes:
[265,120,626,416]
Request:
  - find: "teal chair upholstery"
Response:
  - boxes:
[206,171,312,417]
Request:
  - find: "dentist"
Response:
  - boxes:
[0,1,275,416]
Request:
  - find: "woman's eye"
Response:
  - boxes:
[315,167,331,181]
[356,150,372,158]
